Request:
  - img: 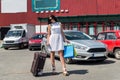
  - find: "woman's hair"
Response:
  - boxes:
[48,15,58,24]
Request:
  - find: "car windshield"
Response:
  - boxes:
[31,34,43,39]
[64,31,92,40]
[6,30,22,37]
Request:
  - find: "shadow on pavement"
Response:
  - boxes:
[69,69,88,75]
[35,72,60,77]
[35,69,88,77]
[5,47,29,50]
[73,59,116,65]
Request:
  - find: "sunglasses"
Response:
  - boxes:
[49,18,53,20]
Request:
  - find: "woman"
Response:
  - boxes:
[47,15,69,76]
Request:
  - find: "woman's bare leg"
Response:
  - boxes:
[58,50,69,76]
[50,51,55,67]
[58,50,66,68]
[50,51,56,74]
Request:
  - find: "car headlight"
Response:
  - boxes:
[14,40,19,43]
[74,44,87,50]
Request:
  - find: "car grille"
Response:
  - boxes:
[87,48,106,52]
[5,41,14,43]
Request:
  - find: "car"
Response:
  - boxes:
[41,30,107,64]
[96,30,120,59]
[28,33,46,50]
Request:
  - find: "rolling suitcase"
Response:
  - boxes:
[31,52,47,76]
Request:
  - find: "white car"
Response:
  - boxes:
[41,30,107,64]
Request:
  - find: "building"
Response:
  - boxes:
[0,0,120,40]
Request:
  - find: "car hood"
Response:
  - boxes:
[70,40,106,48]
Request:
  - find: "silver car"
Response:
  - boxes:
[41,30,107,64]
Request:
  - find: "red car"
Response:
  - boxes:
[96,30,120,59]
[28,33,46,50]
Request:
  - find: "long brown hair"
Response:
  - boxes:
[48,15,58,24]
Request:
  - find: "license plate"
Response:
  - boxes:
[94,53,104,57]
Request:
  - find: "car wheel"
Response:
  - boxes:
[29,48,32,51]
[64,58,73,64]
[19,44,24,49]
[29,46,32,51]
[4,48,8,50]
[114,49,120,60]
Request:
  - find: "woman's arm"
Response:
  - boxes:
[47,25,51,45]
[61,23,69,43]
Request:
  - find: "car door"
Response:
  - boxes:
[105,32,116,52]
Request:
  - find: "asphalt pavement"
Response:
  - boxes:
[0,48,120,80]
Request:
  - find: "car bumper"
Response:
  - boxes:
[72,51,107,61]
[73,56,107,61]
[3,43,22,48]
[29,43,41,49]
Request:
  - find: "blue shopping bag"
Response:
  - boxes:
[64,45,74,58]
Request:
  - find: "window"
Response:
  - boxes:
[97,24,103,34]
[64,31,91,40]
[31,34,43,39]
[22,30,26,37]
[80,24,86,33]
[72,23,78,31]
[89,24,94,35]
[97,33,105,40]
[106,33,116,40]
[64,24,70,30]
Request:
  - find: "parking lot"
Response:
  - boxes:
[0,48,120,80]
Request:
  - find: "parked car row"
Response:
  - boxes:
[3,29,120,63]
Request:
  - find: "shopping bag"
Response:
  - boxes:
[64,45,74,58]
[74,48,77,57]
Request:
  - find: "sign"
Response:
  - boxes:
[1,0,27,13]
[32,0,60,12]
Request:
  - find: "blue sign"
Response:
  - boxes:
[32,0,60,12]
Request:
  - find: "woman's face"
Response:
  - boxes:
[49,17,55,23]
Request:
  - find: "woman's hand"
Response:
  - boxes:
[46,42,50,46]
[65,39,70,43]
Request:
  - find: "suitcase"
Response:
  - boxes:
[31,52,47,76]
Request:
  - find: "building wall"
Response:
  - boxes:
[0,0,39,26]
[60,0,120,16]
[0,0,120,37]
[0,0,120,27]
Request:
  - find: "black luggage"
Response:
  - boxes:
[31,52,47,76]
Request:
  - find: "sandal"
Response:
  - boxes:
[63,68,69,76]
[52,66,57,75]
